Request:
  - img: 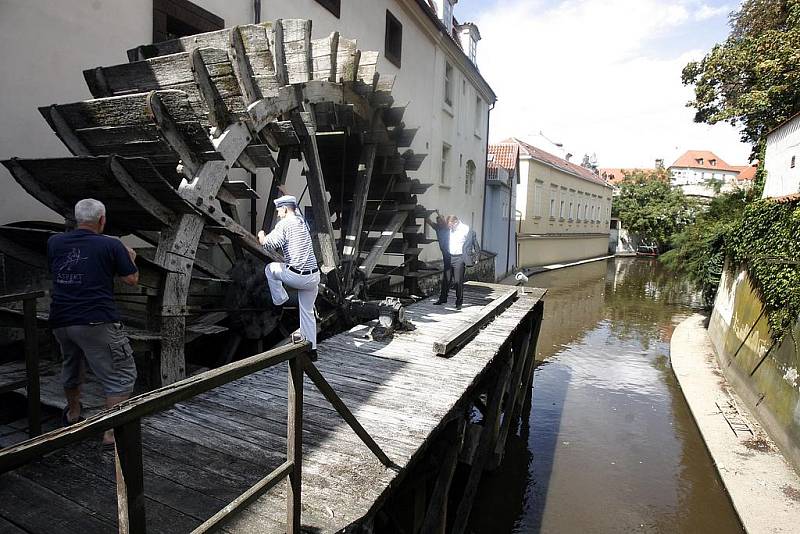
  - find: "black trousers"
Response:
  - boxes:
[439,253,452,302]
[450,254,466,305]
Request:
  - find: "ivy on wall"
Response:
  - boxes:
[725,197,800,339]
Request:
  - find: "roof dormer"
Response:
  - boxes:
[457,22,481,65]
[433,0,456,33]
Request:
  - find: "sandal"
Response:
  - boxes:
[61,404,85,427]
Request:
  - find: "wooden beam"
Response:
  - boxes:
[509,301,544,423]
[191,461,293,533]
[358,212,407,279]
[261,147,292,232]
[432,289,518,356]
[272,19,288,86]
[451,353,514,534]
[287,355,303,534]
[114,419,146,534]
[22,297,41,438]
[291,110,341,273]
[229,26,260,105]
[420,418,466,534]
[342,141,377,292]
[146,91,202,177]
[189,48,231,131]
[0,341,310,473]
[43,105,91,156]
[109,157,175,227]
[0,291,45,305]
[303,359,396,469]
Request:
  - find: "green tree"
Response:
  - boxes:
[682,0,800,155]
[615,170,695,251]
[661,189,751,304]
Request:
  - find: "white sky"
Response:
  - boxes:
[457,0,753,168]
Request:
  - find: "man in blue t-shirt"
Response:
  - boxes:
[48,199,139,447]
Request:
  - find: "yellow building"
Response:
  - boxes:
[505,138,614,268]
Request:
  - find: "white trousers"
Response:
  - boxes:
[265,262,320,348]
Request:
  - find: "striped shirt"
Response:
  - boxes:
[263,214,318,271]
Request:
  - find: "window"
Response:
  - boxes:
[465,160,476,195]
[710,159,717,166]
[152,0,223,43]
[314,0,341,17]
[533,183,543,217]
[385,10,403,68]
[791,156,796,169]
[440,144,451,186]
[444,62,453,106]
[549,189,557,218]
[469,37,477,64]
[576,203,582,221]
[559,199,565,219]
[474,97,482,136]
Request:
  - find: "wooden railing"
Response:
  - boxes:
[0,290,44,437]
[0,340,395,534]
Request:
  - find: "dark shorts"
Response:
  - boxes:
[53,322,137,396]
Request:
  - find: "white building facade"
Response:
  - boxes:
[668,150,752,200]
[763,113,800,198]
[0,0,495,263]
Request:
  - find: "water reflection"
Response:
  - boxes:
[468,258,742,534]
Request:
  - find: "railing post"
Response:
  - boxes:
[115,419,146,534]
[287,353,304,533]
[22,296,41,438]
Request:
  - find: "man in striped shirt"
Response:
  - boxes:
[257,195,320,356]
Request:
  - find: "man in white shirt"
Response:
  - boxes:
[257,195,320,358]
[445,215,470,309]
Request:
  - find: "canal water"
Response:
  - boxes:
[468,258,743,533]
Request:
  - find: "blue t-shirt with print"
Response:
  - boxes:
[47,229,137,328]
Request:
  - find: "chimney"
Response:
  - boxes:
[655,158,664,170]
[565,152,573,162]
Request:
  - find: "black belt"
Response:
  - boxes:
[289,266,319,275]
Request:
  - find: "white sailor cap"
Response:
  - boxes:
[274,195,297,208]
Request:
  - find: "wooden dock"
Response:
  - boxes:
[0,283,544,533]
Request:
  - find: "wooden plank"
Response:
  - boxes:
[342,140,377,291]
[109,156,176,227]
[2,158,75,223]
[114,419,146,534]
[0,290,45,305]
[42,105,92,156]
[261,147,291,232]
[0,341,309,473]
[432,289,518,356]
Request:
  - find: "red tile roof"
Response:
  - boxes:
[774,192,800,204]
[487,143,520,181]
[670,150,739,172]
[503,137,611,188]
[598,168,655,185]
[732,165,757,181]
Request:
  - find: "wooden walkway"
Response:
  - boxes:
[0,283,544,533]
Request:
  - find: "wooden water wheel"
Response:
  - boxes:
[0,20,433,386]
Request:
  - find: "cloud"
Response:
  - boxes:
[474,0,752,167]
[694,3,731,21]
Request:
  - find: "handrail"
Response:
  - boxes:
[0,290,43,437]
[0,341,310,473]
[0,335,395,533]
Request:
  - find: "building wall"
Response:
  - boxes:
[764,116,800,198]
[0,0,492,264]
[483,178,513,279]
[669,166,742,199]
[516,234,608,267]
[514,157,612,268]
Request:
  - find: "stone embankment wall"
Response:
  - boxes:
[709,262,800,472]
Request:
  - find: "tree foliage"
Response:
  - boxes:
[661,189,751,304]
[615,170,695,250]
[682,0,800,151]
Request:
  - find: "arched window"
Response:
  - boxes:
[465,160,476,195]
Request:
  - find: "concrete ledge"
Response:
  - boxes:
[671,314,800,534]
